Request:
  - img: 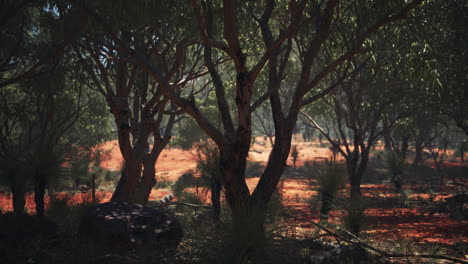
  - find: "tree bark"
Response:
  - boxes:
[347,149,369,198]
[349,172,362,198]
[210,176,222,219]
[413,139,423,165]
[111,156,142,203]
[34,171,46,218]
[11,179,26,215]
[133,155,158,204]
[383,133,392,151]
[400,136,409,161]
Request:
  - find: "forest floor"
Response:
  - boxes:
[0,137,466,249]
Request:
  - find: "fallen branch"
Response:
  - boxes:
[158,201,213,209]
[295,216,468,264]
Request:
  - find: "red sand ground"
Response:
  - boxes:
[1,138,466,246]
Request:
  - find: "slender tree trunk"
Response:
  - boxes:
[413,139,423,165]
[34,171,46,218]
[383,134,392,151]
[349,172,362,198]
[11,179,26,215]
[91,173,96,204]
[460,147,465,163]
[347,153,361,198]
[400,136,409,161]
[347,150,369,198]
[210,176,222,219]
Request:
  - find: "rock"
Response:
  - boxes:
[79,202,183,250]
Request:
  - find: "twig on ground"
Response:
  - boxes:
[157,201,213,209]
[294,216,468,264]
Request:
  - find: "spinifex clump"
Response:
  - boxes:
[314,161,347,221]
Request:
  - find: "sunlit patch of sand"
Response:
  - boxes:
[97,141,197,182]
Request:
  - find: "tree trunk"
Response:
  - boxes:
[349,172,362,198]
[230,203,268,263]
[383,134,392,151]
[111,157,142,203]
[34,171,46,218]
[219,138,272,262]
[133,155,158,204]
[347,153,362,198]
[210,176,222,219]
[413,139,423,165]
[347,149,369,199]
[400,136,409,161]
[460,146,465,163]
[11,179,26,215]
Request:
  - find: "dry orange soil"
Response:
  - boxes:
[0,137,466,246]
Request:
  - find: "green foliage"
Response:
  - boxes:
[379,150,407,191]
[47,192,103,233]
[380,151,406,176]
[171,118,207,150]
[340,197,369,236]
[314,161,347,196]
[195,141,222,183]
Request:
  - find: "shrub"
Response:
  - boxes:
[340,197,369,236]
[194,141,223,217]
[309,160,347,221]
[47,191,103,233]
[380,150,406,191]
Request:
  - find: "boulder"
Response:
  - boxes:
[79,202,183,250]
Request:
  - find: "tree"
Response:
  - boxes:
[73,0,202,204]
[0,54,109,217]
[0,2,100,216]
[0,0,87,88]
[303,54,410,197]
[79,0,424,259]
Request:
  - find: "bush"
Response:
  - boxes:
[309,160,347,221]
[380,151,407,191]
[340,197,369,236]
[47,192,103,233]
[315,161,347,195]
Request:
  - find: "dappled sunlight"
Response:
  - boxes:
[1,139,466,246]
